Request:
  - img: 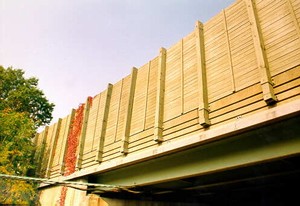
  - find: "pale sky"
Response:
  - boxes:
[0,0,235,127]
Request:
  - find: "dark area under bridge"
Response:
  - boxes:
[87,115,300,206]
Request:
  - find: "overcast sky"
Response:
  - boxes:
[0,0,235,127]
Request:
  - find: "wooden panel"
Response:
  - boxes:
[257,0,300,75]
[46,119,62,177]
[105,80,123,145]
[115,75,131,142]
[42,124,55,176]
[286,0,300,40]
[84,95,101,154]
[183,32,198,113]
[35,131,44,148]
[59,110,75,174]
[45,124,55,150]
[145,57,159,129]
[94,84,113,162]
[130,63,149,135]
[245,0,277,104]
[51,116,68,167]
[36,127,48,176]
[292,0,300,24]
[164,42,182,121]
[81,95,102,165]
[226,0,259,90]
[204,12,234,102]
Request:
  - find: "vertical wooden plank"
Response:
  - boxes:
[45,119,62,178]
[223,10,236,92]
[286,0,300,38]
[120,68,138,154]
[75,97,92,170]
[143,61,151,130]
[145,57,158,129]
[195,21,211,127]
[37,126,49,176]
[91,95,102,150]
[181,39,185,114]
[245,0,277,105]
[114,80,123,142]
[95,84,113,162]
[154,47,167,142]
[33,133,39,145]
[60,109,76,174]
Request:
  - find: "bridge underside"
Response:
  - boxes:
[88,115,300,205]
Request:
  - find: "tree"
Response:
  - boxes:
[0,66,55,128]
[0,66,55,204]
[0,109,37,204]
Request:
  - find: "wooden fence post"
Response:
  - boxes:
[45,119,62,178]
[245,0,277,105]
[120,67,138,154]
[154,48,167,142]
[95,84,113,162]
[195,21,211,127]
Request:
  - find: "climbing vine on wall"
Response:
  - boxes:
[58,97,93,205]
[58,186,67,206]
[58,103,84,206]
[64,103,85,176]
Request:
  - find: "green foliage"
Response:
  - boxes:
[0,109,38,204]
[0,109,36,174]
[0,66,54,205]
[0,65,55,128]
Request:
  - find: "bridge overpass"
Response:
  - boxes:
[37,0,300,205]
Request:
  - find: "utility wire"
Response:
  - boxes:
[0,173,140,193]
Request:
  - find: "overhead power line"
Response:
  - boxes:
[0,173,140,194]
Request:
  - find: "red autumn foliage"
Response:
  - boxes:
[59,104,84,206]
[87,96,93,107]
[59,97,93,205]
[58,186,67,206]
[63,104,85,176]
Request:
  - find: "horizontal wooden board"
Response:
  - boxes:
[128,137,158,154]
[163,124,202,142]
[129,134,154,149]
[276,84,300,102]
[273,65,300,85]
[209,83,262,111]
[275,77,300,96]
[129,127,154,142]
